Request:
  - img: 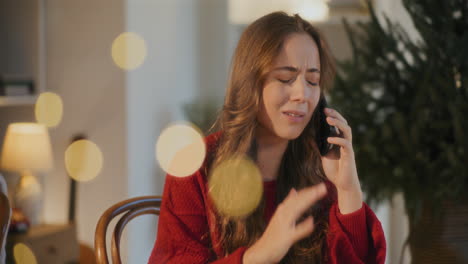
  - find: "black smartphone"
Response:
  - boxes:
[315,96,340,156]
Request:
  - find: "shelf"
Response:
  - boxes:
[0,95,37,107]
[1,0,46,106]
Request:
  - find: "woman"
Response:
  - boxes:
[149,12,386,264]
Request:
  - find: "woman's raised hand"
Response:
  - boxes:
[320,107,363,214]
[242,183,327,264]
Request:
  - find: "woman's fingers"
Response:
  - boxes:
[326,116,352,141]
[256,184,327,263]
[325,107,352,141]
[284,183,327,220]
[327,136,353,153]
[292,216,315,243]
[296,184,327,214]
[288,188,297,197]
[325,108,347,125]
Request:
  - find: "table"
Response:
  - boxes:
[6,224,79,264]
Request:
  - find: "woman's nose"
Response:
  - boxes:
[290,77,308,102]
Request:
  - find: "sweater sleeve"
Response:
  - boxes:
[323,180,386,264]
[327,202,387,264]
[148,173,248,264]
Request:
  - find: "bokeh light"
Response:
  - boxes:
[111,32,147,70]
[35,92,63,128]
[208,156,263,218]
[65,139,103,182]
[156,123,206,177]
[13,243,37,264]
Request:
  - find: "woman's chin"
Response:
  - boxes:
[277,128,304,140]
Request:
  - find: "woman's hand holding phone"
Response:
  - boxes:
[320,107,363,214]
[243,183,327,264]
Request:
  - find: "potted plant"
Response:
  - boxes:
[330,1,468,263]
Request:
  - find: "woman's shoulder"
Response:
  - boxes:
[204,130,222,154]
[160,131,222,210]
[201,130,223,171]
[166,131,222,185]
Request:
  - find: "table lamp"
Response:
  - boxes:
[0,123,53,225]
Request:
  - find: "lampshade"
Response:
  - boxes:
[228,0,330,24]
[0,123,53,172]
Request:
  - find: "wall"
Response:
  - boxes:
[125,0,201,262]
[44,0,128,258]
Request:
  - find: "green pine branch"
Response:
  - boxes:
[331,0,468,215]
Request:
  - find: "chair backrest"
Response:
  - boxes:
[94,196,162,264]
[0,192,11,260]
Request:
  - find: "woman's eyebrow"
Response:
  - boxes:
[273,66,320,73]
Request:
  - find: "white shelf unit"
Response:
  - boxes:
[0,95,38,107]
[0,0,46,107]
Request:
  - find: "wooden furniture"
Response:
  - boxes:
[6,224,79,263]
[0,192,11,258]
[94,196,161,264]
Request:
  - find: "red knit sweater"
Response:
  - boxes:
[149,132,386,263]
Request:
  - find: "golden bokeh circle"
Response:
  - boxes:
[13,243,37,264]
[65,139,103,182]
[208,156,263,218]
[35,92,63,128]
[111,32,147,70]
[156,123,206,177]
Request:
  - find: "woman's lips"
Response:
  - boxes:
[282,110,305,122]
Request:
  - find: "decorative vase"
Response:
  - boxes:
[14,171,42,226]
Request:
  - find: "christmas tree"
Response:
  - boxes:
[331,0,467,238]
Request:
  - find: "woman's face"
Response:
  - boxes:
[258,33,321,141]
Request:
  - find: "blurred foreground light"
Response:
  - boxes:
[156,123,206,177]
[111,32,147,70]
[35,92,63,128]
[14,243,37,264]
[209,156,263,218]
[65,139,103,182]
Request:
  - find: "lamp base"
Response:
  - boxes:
[15,171,42,226]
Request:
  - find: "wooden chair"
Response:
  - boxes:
[94,196,162,264]
[0,192,11,259]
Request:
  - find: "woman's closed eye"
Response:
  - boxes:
[277,78,318,86]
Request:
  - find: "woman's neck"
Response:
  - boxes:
[256,128,289,181]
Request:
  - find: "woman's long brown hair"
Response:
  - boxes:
[208,11,336,263]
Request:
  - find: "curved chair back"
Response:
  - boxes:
[0,192,11,260]
[94,196,161,264]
